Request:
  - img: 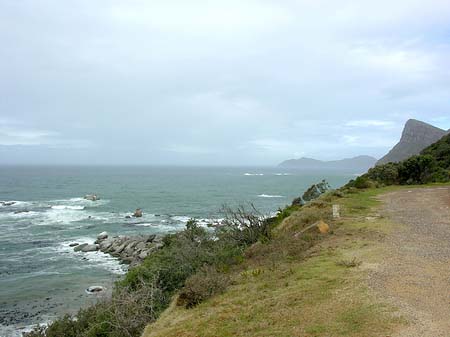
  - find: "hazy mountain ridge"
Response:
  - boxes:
[278,155,377,172]
[377,119,449,165]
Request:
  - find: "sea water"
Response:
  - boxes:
[0,166,352,336]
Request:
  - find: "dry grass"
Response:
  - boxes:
[142,188,408,337]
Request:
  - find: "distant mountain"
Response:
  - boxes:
[278,155,377,172]
[377,119,449,165]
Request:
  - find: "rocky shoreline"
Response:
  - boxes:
[71,232,163,267]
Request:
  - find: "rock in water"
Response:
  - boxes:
[84,194,99,201]
[80,244,99,252]
[69,242,79,247]
[133,208,143,217]
[74,243,88,252]
[86,286,105,294]
[97,231,108,240]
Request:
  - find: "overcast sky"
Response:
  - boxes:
[1,0,450,165]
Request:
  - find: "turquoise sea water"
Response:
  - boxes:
[0,166,353,336]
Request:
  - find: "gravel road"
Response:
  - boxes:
[371,186,450,337]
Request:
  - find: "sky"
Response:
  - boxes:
[1,0,450,166]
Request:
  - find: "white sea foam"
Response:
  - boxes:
[171,215,192,223]
[244,173,264,176]
[51,205,85,210]
[274,173,292,176]
[258,194,284,198]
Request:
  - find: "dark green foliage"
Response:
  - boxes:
[353,175,374,189]
[397,154,437,184]
[421,134,450,168]
[367,162,399,185]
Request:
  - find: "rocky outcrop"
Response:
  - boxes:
[84,194,99,201]
[74,232,162,267]
[133,208,143,217]
[292,180,331,206]
[377,119,448,165]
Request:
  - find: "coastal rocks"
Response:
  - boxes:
[97,233,161,266]
[73,243,99,252]
[73,232,163,266]
[292,179,331,206]
[84,194,99,201]
[0,201,16,206]
[74,243,88,252]
[69,242,79,247]
[81,244,99,252]
[133,208,143,217]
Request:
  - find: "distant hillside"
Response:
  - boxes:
[377,119,448,165]
[278,155,377,172]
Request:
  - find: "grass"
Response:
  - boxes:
[141,185,419,337]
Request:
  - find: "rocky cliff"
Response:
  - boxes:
[377,119,448,165]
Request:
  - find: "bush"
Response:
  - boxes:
[217,204,273,246]
[367,163,399,185]
[26,278,165,337]
[397,155,437,184]
[177,265,230,308]
[352,175,375,189]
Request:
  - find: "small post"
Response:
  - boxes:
[332,204,340,219]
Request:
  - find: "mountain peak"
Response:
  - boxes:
[377,119,446,165]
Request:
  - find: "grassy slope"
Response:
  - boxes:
[141,185,442,337]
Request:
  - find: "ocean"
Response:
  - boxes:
[0,166,353,336]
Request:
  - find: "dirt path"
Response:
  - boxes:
[371,186,450,337]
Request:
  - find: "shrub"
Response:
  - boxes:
[177,265,230,308]
[397,155,437,184]
[367,163,399,185]
[352,175,375,189]
[26,278,164,337]
[217,204,273,246]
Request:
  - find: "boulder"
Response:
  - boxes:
[69,242,79,247]
[81,244,99,252]
[74,243,88,252]
[84,194,99,201]
[133,208,143,217]
[1,201,16,206]
[99,238,114,251]
[124,241,138,256]
[135,241,146,252]
[86,286,105,294]
[316,220,330,234]
[97,232,108,241]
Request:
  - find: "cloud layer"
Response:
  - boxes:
[1,0,450,165]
